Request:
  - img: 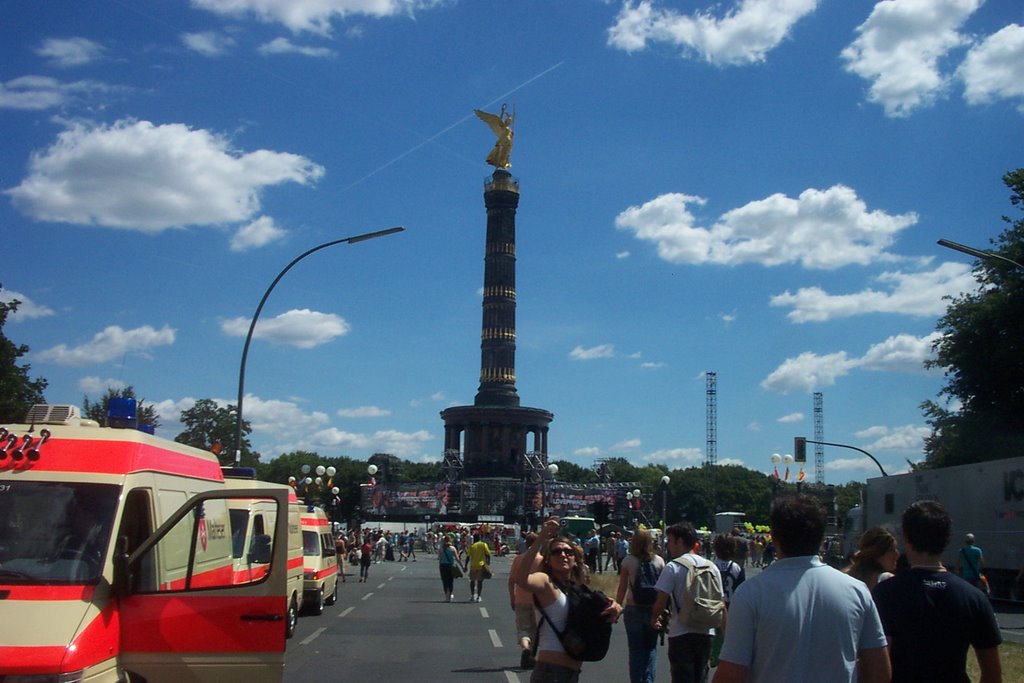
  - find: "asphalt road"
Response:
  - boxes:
[283,555,1024,681]
[284,553,669,682]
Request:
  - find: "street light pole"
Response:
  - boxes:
[660,475,670,530]
[938,238,1024,271]
[233,226,404,465]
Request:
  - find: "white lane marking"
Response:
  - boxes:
[489,629,502,648]
[300,627,326,646]
[362,592,374,600]
[480,607,489,618]
[338,606,355,618]
[504,670,520,683]
[377,583,386,589]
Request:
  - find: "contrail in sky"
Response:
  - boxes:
[341,60,565,192]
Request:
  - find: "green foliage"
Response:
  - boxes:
[923,168,1024,467]
[549,459,597,483]
[174,398,258,466]
[833,480,865,528]
[82,385,160,428]
[0,293,47,423]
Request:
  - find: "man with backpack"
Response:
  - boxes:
[651,522,724,683]
[712,495,890,683]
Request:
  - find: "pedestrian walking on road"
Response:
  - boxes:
[359,538,372,582]
[513,517,624,683]
[616,528,665,683]
[874,501,1002,683]
[956,532,987,592]
[439,535,461,603]
[509,532,543,670]
[467,533,492,602]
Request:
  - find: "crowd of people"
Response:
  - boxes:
[506,496,1003,683]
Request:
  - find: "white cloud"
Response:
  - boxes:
[192,0,447,35]
[642,447,703,464]
[615,185,916,269]
[337,405,391,418]
[574,446,601,457]
[777,412,804,423]
[616,251,631,259]
[221,309,350,348]
[35,324,176,366]
[6,119,324,232]
[258,37,336,57]
[959,24,1024,111]
[0,76,115,110]
[310,426,433,458]
[0,289,55,321]
[770,261,976,322]
[231,216,288,251]
[607,0,819,66]
[640,361,666,369]
[841,0,981,117]
[717,457,746,466]
[761,332,939,393]
[611,438,642,451]
[78,376,126,394]
[855,423,929,451]
[35,37,105,67]
[570,344,616,360]
[182,31,237,56]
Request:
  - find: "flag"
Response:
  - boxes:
[798,468,806,481]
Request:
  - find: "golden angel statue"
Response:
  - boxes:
[474,104,515,169]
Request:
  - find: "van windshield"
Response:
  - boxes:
[0,481,120,584]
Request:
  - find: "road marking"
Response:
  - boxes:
[337,606,355,618]
[377,583,386,589]
[504,670,520,683]
[489,629,502,648]
[480,607,489,618]
[362,592,374,600]
[300,627,326,646]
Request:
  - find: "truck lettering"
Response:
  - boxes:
[1005,469,1024,502]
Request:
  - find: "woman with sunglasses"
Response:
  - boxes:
[514,517,623,682]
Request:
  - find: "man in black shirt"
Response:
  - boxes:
[873,500,1002,682]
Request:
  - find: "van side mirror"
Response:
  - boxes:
[112,535,133,596]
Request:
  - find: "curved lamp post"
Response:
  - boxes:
[938,238,1024,272]
[233,226,405,465]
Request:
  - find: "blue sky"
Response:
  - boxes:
[3,0,1022,485]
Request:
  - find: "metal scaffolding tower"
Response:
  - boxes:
[706,372,717,517]
[814,392,824,485]
[706,372,717,467]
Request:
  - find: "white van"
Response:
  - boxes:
[301,505,339,613]
[0,405,291,682]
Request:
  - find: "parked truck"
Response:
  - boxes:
[844,455,1024,598]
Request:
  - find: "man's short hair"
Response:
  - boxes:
[901,500,951,556]
[666,522,698,548]
[770,494,826,557]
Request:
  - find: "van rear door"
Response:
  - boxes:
[118,488,289,682]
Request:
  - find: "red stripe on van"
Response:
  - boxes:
[24,439,223,481]
[0,601,118,674]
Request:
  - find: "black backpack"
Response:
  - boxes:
[632,560,659,605]
[535,580,613,662]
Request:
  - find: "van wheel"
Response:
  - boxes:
[285,595,299,639]
[325,579,338,606]
[310,586,325,615]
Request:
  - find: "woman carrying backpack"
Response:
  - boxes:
[513,517,624,682]
[615,529,665,683]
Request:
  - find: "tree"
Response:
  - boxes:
[83,386,160,429]
[175,399,258,466]
[922,168,1024,467]
[0,292,47,423]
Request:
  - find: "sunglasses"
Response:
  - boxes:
[550,547,575,557]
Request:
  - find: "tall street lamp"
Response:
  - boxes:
[542,463,558,518]
[233,226,405,465]
[938,238,1024,271]
[660,475,671,529]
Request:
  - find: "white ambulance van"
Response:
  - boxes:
[223,469,305,637]
[300,505,338,614]
[0,405,291,682]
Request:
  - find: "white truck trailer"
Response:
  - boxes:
[844,455,1024,598]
